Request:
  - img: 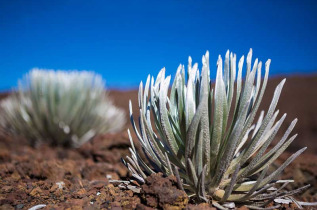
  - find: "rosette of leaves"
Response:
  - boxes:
[0,69,125,147]
[123,49,312,208]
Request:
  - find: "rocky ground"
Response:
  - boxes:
[0,75,316,209]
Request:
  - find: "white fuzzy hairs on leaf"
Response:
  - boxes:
[124,49,311,208]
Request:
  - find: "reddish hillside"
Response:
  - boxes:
[1,74,316,153]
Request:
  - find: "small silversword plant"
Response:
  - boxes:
[0,68,125,147]
[123,49,313,208]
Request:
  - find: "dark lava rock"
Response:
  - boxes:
[141,173,188,209]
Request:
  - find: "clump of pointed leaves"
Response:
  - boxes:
[0,69,125,147]
[123,49,312,208]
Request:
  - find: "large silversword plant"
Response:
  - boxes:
[0,69,125,147]
[124,49,312,207]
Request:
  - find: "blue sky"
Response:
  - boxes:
[0,0,316,90]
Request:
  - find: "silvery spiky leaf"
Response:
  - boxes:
[0,68,125,147]
[124,49,310,206]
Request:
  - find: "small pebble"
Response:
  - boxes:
[28,204,46,210]
[16,204,24,209]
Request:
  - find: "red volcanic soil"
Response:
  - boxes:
[0,75,316,209]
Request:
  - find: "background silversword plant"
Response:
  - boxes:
[0,68,125,147]
[123,49,312,208]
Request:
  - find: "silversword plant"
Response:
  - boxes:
[0,69,125,147]
[124,49,313,208]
